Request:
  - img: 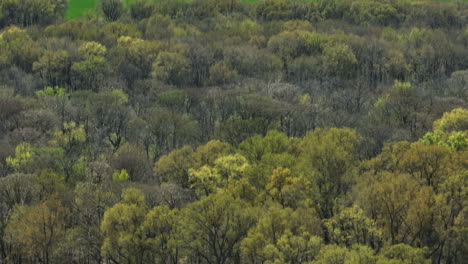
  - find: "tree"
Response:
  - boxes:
[111,145,152,182]
[310,244,379,264]
[266,168,314,209]
[189,153,250,198]
[101,188,147,264]
[310,244,349,264]
[101,0,125,22]
[207,61,238,86]
[48,121,86,182]
[355,172,420,245]
[267,30,324,66]
[152,51,190,86]
[432,108,468,132]
[322,43,358,78]
[0,173,38,261]
[242,204,322,264]
[70,182,117,264]
[297,128,359,218]
[157,90,188,113]
[116,37,165,85]
[71,55,107,92]
[49,121,86,154]
[35,169,67,199]
[6,142,33,172]
[398,143,451,187]
[189,165,222,197]
[91,90,132,152]
[345,0,400,26]
[446,70,468,99]
[130,0,154,20]
[0,96,24,135]
[377,244,430,264]
[240,130,296,162]
[0,26,41,71]
[181,192,256,264]
[325,205,382,248]
[134,107,199,161]
[431,171,468,263]
[224,45,282,79]
[5,199,68,264]
[370,81,428,139]
[0,0,67,27]
[33,50,72,87]
[154,145,196,187]
[140,206,181,264]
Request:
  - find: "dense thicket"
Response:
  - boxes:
[0,0,467,263]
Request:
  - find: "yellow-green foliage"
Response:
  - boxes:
[50,122,86,147]
[36,86,65,97]
[112,169,129,182]
[6,142,33,170]
[433,108,468,132]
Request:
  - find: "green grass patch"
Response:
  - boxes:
[66,0,136,20]
[66,0,99,19]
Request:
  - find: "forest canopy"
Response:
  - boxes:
[0,0,467,263]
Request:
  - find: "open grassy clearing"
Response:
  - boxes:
[66,0,134,19]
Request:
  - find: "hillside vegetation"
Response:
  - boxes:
[65,0,468,19]
[0,0,467,263]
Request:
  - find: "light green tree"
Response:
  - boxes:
[325,205,382,248]
[101,188,147,264]
[297,128,359,218]
[242,204,322,264]
[6,142,33,171]
[152,51,189,86]
[181,192,256,264]
[140,206,181,264]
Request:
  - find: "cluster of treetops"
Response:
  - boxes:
[0,0,467,263]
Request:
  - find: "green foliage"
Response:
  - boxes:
[322,43,358,78]
[433,108,468,132]
[207,61,238,85]
[420,108,468,151]
[0,26,41,71]
[154,145,196,186]
[1,1,468,263]
[79,41,107,57]
[101,0,125,21]
[36,86,65,97]
[33,50,71,86]
[345,0,400,26]
[50,121,86,149]
[181,192,256,264]
[6,142,33,170]
[152,51,190,86]
[297,128,359,218]
[5,199,68,262]
[0,0,67,26]
[35,169,67,197]
[377,244,430,264]
[189,153,249,197]
[71,55,107,91]
[140,206,181,263]
[101,188,147,263]
[112,169,128,182]
[325,205,382,248]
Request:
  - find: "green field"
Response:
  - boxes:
[66,0,98,19]
[66,0,135,19]
[65,0,468,19]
